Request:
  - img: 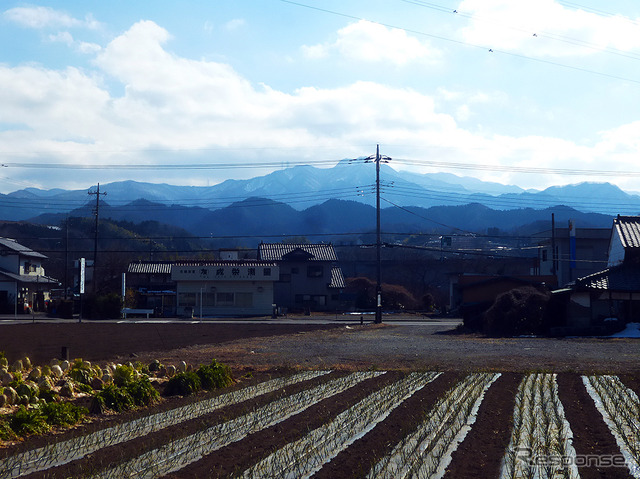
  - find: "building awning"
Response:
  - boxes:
[0,269,59,285]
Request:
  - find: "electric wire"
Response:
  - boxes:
[277,0,640,85]
[400,0,640,62]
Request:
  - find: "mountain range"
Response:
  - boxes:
[2,161,634,242]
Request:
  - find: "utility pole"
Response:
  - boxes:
[375,145,382,323]
[88,184,107,294]
[365,145,391,324]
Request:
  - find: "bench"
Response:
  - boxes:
[122,308,154,319]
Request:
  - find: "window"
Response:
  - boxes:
[263,268,271,276]
[542,250,548,262]
[307,265,323,278]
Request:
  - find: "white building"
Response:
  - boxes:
[172,261,279,317]
[0,237,59,314]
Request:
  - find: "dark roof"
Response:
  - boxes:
[258,243,338,262]
[575,263,640,292]
[329,267,345,289]
[614,216,640,249]
[0,237,47,259]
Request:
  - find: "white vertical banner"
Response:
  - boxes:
[79,258,85,294]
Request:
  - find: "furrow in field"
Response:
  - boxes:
[442,372,522,479]
[557,373,632,479]
[240,372,441,479]
[368,372,500,479]
[0,370,329,479]
[583,375,640,478]
[500,373,579,479]
[91,371,384,479]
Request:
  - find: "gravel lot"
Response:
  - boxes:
[137,321,640,374]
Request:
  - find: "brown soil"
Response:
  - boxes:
[0,321,341,365]
[19,370,347,478]
[3,319,640,478]
[313,372,463,479]
[442,372,522,479]
[162,371,406,479]
[557,373,633,479]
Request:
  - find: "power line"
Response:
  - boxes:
[393,157,640,177]
[401,0,640,62]
[277,0,640,85]
[0,158,342,170]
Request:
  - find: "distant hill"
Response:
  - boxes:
[2,162,639,222]
[30,197,614,248]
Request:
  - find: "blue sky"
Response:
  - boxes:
[2,1,640,194]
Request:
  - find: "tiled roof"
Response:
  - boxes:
[329,267,345,289]
[614,216,640,249]
[129,261,276,274]
[258,243,338,262]
[128,263,173,274]
[173,261,277,267]
[575,263,640,292]
[0,237,46,259]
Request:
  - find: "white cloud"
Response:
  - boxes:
[224,18,245,31]
[78,41,102,55]
[302,20,441,65]
[4,6,100,30]
[458,0,640,57]
[48,31,74,46]
[3,18,640,192]
[47,31,102,54]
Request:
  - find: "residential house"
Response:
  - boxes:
[126,262,175,317]
[533,225,610,287]
[560,215,640,333]
[172,261,279,317]
[257,243,346,312]
[0,237,58,313]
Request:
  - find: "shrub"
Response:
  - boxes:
[164,371,201,397]
[483,286,552,336]
[9,406,50,436]
[41,401,87,427]
[196,360,233,391]
[126,377,160,407]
